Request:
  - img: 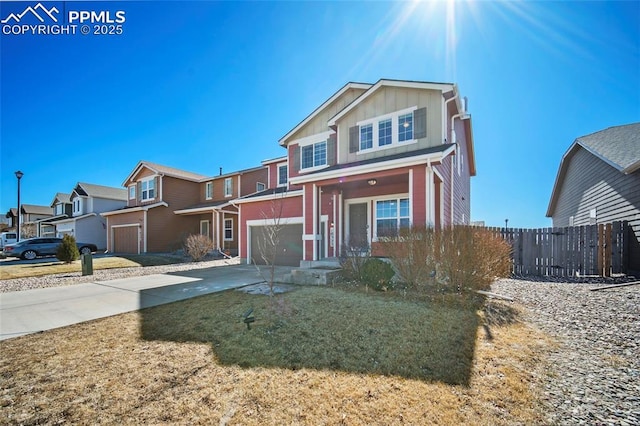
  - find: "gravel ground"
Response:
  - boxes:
[0,257,240,293]
[492,278,640,426]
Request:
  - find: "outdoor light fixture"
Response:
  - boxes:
[15,170,24,242]
[367,179,377,186]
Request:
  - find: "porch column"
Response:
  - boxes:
[303,184,315,261]
[411,166,428,227]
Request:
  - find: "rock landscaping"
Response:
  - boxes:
[492,278,640,426]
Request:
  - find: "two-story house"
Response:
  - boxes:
[173,166,268,256]
[101,161,207,254]
[36,193,73,237]
[237,79,475,266]
[50,183,127,250]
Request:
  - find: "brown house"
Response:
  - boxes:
[173,166,268,256]
[101,161,207,253]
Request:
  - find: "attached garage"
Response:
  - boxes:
[249,224,303,267]
[112,225,140,254]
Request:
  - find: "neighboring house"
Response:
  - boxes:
[47,183,127,250]
[546,122,640,273]
[36,193,73,237]
[173,166,268,256]
[5,208,18,230]
[4,206,51,237]
[237,79,476,266]
[101,161,207,254]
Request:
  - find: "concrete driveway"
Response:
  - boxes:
[0,264,293,341]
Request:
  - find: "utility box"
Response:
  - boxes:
[81,253,93,276]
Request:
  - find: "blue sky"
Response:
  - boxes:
[1,0,638,228]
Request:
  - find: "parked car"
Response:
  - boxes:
[0,232,18,250]
[2,237,98,260]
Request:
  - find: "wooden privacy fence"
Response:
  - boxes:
[486,221,629,277]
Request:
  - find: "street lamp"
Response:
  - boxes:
[505,218,509,230]
[15,170,23,242]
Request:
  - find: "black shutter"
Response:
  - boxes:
[327,134,337,166]
[349,126,359,153]
[292,145,300,172]
[414,107,427,139]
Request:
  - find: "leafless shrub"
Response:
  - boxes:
[379,226,512,294]
[184,234,213,262]
[339,237,370,282]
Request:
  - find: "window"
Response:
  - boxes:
[256,182,266,192]
[205,182,213,199]
[141,179,155,201]
[224,218,233,240]
[200,220,210,237]
[55,204,63,215]
[224,178,233,197]
[360,123,373,150]
[73,198,82,214]
[398,113,413,142]
[378,118,392,146]
[301,141,327,169]
[128,185,136,200]
[278,164,288,186]
[353,107,419,154]
[376,198,410,237]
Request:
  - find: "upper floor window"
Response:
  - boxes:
[224,178,233,197]
[256,182,266,192]
[352,106,423,154]
[128,185,136,200]
[54,204,64,215]
[73,198,82,214]
[141,179,155,201]
[360,124,373,150]
[205,182,213,200]
[278,164,288,186]
[398,113,413,142]
[301,141,326,170]
[378,118,392,146]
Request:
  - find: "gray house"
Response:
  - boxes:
[546,122,640,273]
[49,183,127,250]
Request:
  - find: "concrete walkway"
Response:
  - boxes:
[0,264,293,341]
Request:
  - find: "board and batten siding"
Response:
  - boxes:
[551,147,640,271]
[338,87,444,164]
[286,88,368,142]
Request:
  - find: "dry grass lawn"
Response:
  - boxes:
[0,286,551,425]
[0,255,183,280]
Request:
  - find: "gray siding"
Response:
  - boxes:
[551,147,640,270]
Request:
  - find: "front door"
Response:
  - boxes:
[348,203,368,249]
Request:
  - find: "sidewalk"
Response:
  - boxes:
[0,264,293,340]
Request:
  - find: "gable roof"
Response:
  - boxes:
[202,165,266,181]
[123,161,208,186]
[50,192,71,207]
[279,81,372,146]
[73,183,127,201]
[20,204,53,215]
[574,122,640,173]
[546,122,640,217]
[327,79,456,126]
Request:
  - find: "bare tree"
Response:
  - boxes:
[252,192,286,297]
